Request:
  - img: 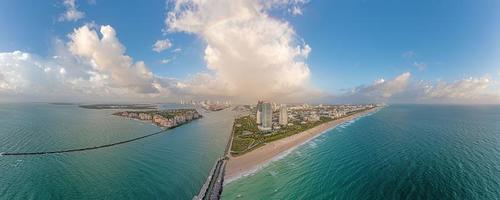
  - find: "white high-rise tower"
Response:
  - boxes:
[279,104,288,125]
[258,101,272,131]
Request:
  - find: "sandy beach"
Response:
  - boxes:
[224,107,380,183]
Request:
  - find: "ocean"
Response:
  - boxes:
[222,105,500,199]
[0,103,234,199]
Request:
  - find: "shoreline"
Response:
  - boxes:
[224,107,381,184]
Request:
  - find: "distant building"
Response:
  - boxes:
[258,101,272,131]
[272,102,279,112]
[279,104,288,125]
[256,100,263,125]
[307,114,320,122]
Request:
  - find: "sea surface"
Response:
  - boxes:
[222,105,500,199]
[0,103,234,199]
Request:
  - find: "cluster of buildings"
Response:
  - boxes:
[179,99,231,111]
[114,109,201,129]
[180,99,231,106]
[287,104,378,123]
[255,101,288,131]
[254,101,378,132]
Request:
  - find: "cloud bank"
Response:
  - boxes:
[335,72,500,104]
[1,0,499,104]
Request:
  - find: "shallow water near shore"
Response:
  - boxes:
[224,109,377,185]
[0,103,234,199]
[222,105,500,199]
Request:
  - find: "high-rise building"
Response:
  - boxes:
[256,100,263,125]
[258,101,272,131]
[279,104,288,125]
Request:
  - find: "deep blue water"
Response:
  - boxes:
[223,105,500,199]
[0,103,234,199]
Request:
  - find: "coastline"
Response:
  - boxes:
[224,107,381,184]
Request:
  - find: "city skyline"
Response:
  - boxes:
[1,0,500,104]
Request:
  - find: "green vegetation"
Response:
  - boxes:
[230,107,374,156]
[230,115,334,156]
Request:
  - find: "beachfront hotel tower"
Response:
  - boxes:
[256,101,263,125]
[258,101,272,131]
[279,104,288,125]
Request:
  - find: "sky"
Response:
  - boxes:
[0,0,499,104]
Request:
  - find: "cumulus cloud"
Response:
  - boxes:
[68,25,158,93]
[419,77,497,103]
[0,25,188,102]
[152,39,173,53]
[59,0,85,22]
[165,0,313,102]
[0,51,78,98]
[337,72,411,103]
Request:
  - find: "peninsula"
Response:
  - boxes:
[224,103,381,182]
[113,109,202,129]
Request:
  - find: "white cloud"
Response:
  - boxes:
[161,58,172,64]
[339,72,411,103]
[165,0,313,102]
[1,23,258,102]
[59,0,85,22]
[0,25,186,102]
[261,0,308,15]
[413,62,427,70]
[420,77,496,102]
[68,25,159,93]
[152,39,173,53]
[289,6,303,15]
[172,48,182,53]
[0,51,72,97]
[2,0,316,103]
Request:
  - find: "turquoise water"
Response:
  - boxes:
[0,103,234,199]
[223,105,500,199]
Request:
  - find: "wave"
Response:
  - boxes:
[225,108,382,185]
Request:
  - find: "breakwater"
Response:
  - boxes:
[1,111,202,156]
[1,130,167,156]
[194,119,234,200]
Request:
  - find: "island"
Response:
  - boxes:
[113,109,202,129]
[178,99,231,112]
[79,104,157,110]
[201,103,231,111]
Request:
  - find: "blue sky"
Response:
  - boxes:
[0,0,206,78]
[293,0,500,91]
[0,0,499,103]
